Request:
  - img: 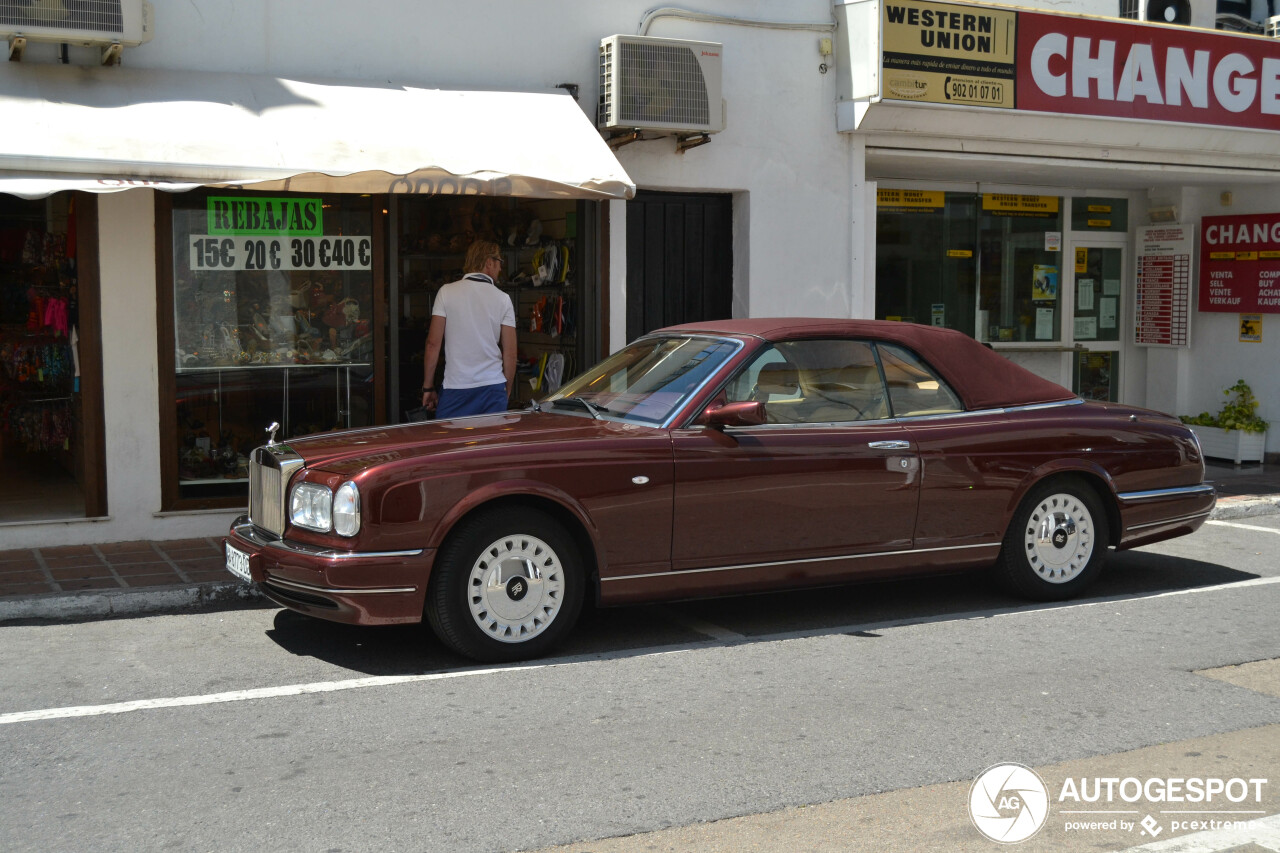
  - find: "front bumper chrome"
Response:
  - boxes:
[231,518,424,564]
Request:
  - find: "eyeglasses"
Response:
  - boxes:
[489,255,503,263]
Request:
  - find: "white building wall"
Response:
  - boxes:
[0,0,857,548]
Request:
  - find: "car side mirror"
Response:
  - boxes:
[702,400,766,428]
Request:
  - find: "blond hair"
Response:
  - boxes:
[464,240,500,274]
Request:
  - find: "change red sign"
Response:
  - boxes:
[1013,9,1280,132]
[1199,212,1280,313]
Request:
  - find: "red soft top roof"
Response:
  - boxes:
[658,318,1076,411]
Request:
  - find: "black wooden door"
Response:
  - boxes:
[626,191,733,342]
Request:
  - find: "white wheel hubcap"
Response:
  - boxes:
[467,534,564,643]
[1023,492,1095,584]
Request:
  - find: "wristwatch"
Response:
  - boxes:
[421,386,435,393]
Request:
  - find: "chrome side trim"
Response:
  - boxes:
[264,575,417,596]
[1125,510,1213,532]
[1116,484,1216,505]
[232,522,423,560]
[601,542,1001,583]
[1002,397,1084,413]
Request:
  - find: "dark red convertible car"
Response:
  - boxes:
[225,319,1214,661]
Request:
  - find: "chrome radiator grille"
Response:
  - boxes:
[248,445,304,538]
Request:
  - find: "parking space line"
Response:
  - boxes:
[1206,519,1280,534]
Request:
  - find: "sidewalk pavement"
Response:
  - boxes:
[1,462,1277,624]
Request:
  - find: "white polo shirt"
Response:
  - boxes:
[432,273,516,389]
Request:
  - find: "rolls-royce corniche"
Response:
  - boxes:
[224,319,1214,661]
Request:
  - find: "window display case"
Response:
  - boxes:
[163,192,376,504]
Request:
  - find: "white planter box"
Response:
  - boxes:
[1191,425,1267,465]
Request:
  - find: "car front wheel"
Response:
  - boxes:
[427,506,584,662]
[997,478,1109,601]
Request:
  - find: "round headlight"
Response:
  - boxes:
[333,481,361,537]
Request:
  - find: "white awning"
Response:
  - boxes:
[0,64,635,200]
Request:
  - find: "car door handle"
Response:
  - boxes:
[867,440,911,450]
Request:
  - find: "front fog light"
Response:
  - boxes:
[290,483,332,532]
[333,481,361,537]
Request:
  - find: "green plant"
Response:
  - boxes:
[1180,379,1269,433]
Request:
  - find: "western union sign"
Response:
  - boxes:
[877,189,945,211]
[881,0,1016,108]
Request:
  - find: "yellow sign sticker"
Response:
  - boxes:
[877,189,945,210]
[983,194,1060,215]
[1239,314,1262,342]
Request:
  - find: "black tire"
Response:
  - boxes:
[427,506,584,662]
[996,477,1110,601]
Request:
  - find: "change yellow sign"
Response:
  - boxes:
[881,0,1017,108]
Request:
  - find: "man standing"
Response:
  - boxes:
[422,240,516,418]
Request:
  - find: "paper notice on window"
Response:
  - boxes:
[1100,297,1117,329]
[1078,279,1095,311]
[1036,307,1054,339]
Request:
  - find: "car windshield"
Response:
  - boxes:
[542,335,739,425]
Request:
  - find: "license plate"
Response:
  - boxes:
[225,543,252,582]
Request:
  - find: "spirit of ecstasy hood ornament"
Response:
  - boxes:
[266,421,280,446]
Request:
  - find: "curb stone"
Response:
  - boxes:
[1209,496,1280,520]
[0,497,1275,625]
[0,581,264,624]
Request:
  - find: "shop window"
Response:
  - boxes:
[0,193,103,522]
[875,191,977,336]
[162,192,375,505]
[394,197,587,420]
[1072,247,1123,344]
[978,194,1064,343]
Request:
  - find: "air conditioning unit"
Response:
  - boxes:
[0,0,153,47]
[598,35,724,135]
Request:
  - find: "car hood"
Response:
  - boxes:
[274,410,658,474]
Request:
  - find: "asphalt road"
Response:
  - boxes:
[2,516,1278,853]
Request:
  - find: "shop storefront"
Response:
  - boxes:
[0,193,105,523]
[154,190,600,512]
[838,0,1280,431]
[0,60,632,535]
[875,188,1129,400]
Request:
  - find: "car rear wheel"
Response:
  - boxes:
[997,477,1109,601]
[427,507,584,662]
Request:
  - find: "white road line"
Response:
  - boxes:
[0,665,545,726]
[1206,519,1280,534]
[1113,811,1280,852]
[4,576,1278,728]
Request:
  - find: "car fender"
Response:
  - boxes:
[1008,458,1119,518]
[426,478,608,571]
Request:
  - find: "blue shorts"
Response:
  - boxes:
[435,383,509,418]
